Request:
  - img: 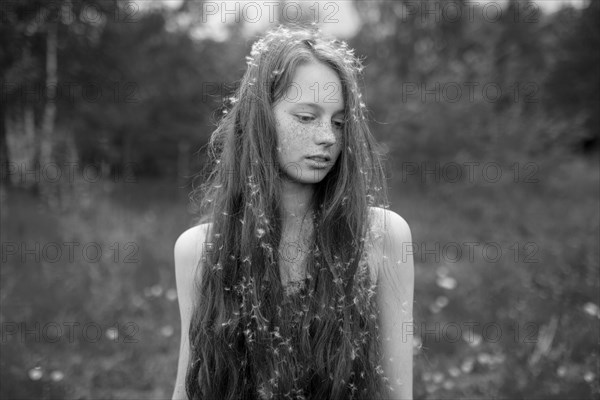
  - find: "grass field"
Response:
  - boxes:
[1,152,598,399]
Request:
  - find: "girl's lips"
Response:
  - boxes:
[305,157,331,168]
[306,154,331,162]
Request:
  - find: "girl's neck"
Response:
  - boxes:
[280,179,314,228]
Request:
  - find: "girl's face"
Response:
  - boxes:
[273,61,344,185]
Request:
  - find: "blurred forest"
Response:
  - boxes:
[1,0,598,399]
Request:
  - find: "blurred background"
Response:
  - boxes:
[1,0,598,398]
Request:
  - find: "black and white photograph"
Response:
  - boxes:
[0,1,598,399]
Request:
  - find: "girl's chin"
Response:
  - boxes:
[280,173,327,185]
[276,166,329,184]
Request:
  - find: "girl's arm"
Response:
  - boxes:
[375,209,415,399]
[172,225,208,400]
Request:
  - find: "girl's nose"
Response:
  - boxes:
[314,120,338,145]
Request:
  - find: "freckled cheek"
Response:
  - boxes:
[278,124,310,155]
[331,142,343,162]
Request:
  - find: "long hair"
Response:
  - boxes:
[186,24,392,400]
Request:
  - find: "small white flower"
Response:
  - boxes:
[165,288,177,302]
[461,357,475,373]
[161,325,174,337]
[28,367,43,381]
[584,371,596,383]
[105,327,119,341]
[50,370,64,382]
[150,284,163,297]
[436,275,457,290]
[583,302,599,318]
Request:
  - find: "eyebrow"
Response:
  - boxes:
[294,102,344,116]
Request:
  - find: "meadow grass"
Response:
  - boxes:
[0,153,597,399]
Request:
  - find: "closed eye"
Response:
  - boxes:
[333,119,345,130]
[295,114,315,123]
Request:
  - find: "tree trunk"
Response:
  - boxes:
[24,104,37,190]
[177,138,191,188]
[0,101,9,187]
[39,21,58,205]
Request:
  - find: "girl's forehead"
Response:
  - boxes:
[291,62,339,83]
[284,62,344,107]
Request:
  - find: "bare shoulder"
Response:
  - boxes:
[367,206,412,243]
[368,208,414,398]
[172,223,212,400]
[174,223,213,287]
[174,223,212,261]
[367,207,414,285]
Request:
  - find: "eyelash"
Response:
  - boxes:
[295,114,345,130]
[296,114,315,123]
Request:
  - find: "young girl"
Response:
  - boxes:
[172,25,414,400]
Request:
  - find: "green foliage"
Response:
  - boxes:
[1,179,191,398]
[1,155,597,398]
[543,2,600,151]
[1,0,598,398]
